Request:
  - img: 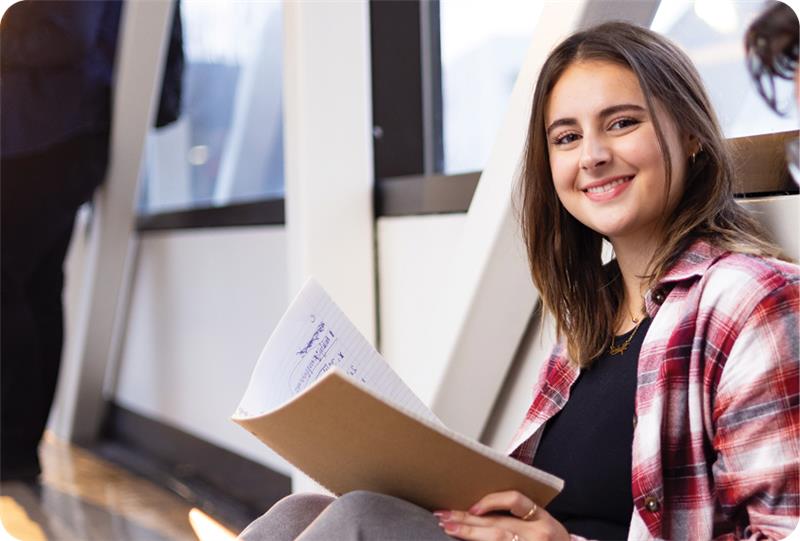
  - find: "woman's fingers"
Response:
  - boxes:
[438,519,519,541]
[434,508,569,541]
[435,510,499,526]
[468,491,538,519]
[434,495,569,541]
[435,511,528,539]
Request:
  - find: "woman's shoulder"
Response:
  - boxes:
[662,239,798,301]
[697,250,799,321]
[706,251,799,290]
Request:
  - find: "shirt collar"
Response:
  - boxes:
[657,238,728,284]
[643,238,728,315]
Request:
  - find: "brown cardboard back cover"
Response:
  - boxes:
[234,370,562,511]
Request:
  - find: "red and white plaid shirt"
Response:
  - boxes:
[508,240,799,540]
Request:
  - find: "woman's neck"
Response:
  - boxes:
[611,235,659,332]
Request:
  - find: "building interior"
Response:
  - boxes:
[0,0,797,539]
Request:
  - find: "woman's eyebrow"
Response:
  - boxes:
[545,103,647,136]
[545,117,577,136]
[599,103,646,118]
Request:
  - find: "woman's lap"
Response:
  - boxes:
[238,493,335,541]
[238,491,452,541]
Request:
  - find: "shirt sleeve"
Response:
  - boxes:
[711,280,800,540]
[1,1,107,68]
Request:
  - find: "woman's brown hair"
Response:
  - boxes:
[518,21,783,368]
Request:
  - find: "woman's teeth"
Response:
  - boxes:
[586,176,632,194]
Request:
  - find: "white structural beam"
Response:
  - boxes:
[282,0,376,490]
[427,2,588,438]
[55,1,175,443]
[428,0,659,439]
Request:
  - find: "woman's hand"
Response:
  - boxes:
[434,491,570,541]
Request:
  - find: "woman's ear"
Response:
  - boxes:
[686,134,702,160]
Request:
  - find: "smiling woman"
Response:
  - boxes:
[509,21,799,540]
[520,22,787,367]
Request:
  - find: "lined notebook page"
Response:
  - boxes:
[235,278,441,426]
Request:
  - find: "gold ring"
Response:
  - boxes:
[521,503,538,521]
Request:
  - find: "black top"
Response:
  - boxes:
[532,318,651,540]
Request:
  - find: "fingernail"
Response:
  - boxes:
[438,521,458,534]
[469,505,481,515]
[433,510,450,519]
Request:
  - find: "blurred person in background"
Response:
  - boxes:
[0,0,182,483]
[745,1,799,184]
[745,0,799,112]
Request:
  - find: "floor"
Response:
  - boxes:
[0,432,237,541]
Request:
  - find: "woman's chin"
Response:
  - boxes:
[586,221,633,241]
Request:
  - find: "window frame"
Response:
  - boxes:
[370,0,480,217]
[136,0,469,232]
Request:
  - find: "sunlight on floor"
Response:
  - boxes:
[189,508,237,541]
[0,496,46,541]
[0,432,226,540]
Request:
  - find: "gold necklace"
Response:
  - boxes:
[609,312,644,356]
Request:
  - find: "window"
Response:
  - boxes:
[138,0,284,215]
[439,0,542,174]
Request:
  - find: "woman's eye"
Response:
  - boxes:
[553,132,580,145]
[609,117,640,130]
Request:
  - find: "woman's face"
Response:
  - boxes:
[545,60,691,244]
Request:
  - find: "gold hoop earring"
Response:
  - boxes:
[690,144,703,164]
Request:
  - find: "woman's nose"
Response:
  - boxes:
[579,136,612,170]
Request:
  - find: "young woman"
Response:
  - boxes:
[437,20,799,541]
[240,21,799,541]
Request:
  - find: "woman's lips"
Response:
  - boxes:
[582,175,634,202]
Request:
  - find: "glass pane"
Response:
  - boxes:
[651,0,798,138]
[439,0,543,174]
[139,0,284,214]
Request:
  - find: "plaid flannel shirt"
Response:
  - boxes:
[508,240,799,540]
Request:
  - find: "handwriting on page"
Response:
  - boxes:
[234,278,441,425]
[290,319,366,395]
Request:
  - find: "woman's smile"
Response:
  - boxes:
[581,175,635,202]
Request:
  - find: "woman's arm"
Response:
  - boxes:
[711,280,799,540]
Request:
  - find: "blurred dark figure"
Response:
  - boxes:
[745,1,799,185]
[0,0,182,482]
[745,0,799,113]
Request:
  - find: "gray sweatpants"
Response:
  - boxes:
[238,491,454,541]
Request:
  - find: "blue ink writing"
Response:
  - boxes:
[297,322,326,356]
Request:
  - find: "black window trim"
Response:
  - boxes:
[134,166,480,233]
[376,171,479,217]
[136,198,285,232]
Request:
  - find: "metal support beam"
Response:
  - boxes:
[55,1,175,444]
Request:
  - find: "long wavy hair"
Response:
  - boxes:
[518,22,783,368]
